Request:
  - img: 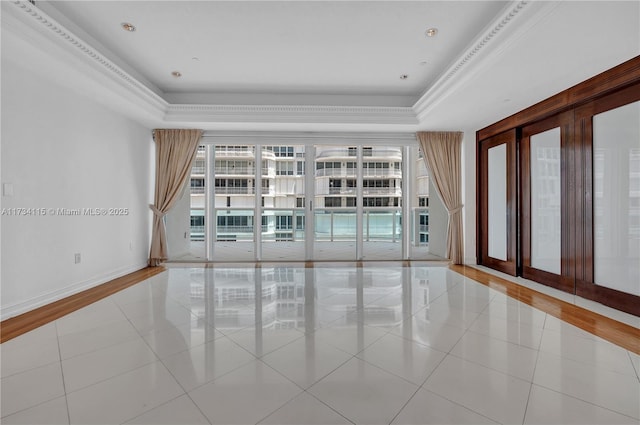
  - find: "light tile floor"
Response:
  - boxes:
[1,265,639,424]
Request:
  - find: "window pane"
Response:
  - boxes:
[211,145,257,260]
[593,101,640,296]
[530,127,561,275]
[488,144,507,261]
[261,145,306,260]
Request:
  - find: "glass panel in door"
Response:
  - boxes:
[314,145,357,260]
[487,143,508,261]
[261,145,306,261]
[362,148,403,260]
[212,145,256,261]
[530,128,561,275]
[411,147,431,259]
[593,100,640,296]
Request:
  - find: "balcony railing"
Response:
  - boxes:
[315,148,402,159]
[212,187,275,195]
[315,168,401,178]
[214,187,255,195]
[213,147,276,159]
[214,148,255,157]
[363,187,402,195]
[190,225,205,241]
[328,187,355,195]
[191,208,428,247]
[363,169,401,178]
[215,167,255,175]
[322,187,401,196]
[190,186,205,194]
[217,226,255,233]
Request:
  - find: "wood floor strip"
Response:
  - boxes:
[0,266,165,344]
[449,264,640,354]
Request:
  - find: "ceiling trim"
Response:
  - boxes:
[166,104,418,125]
[3,0,169,115]
[412,0,560,121]
[201,131,418,146]
[6,0,562,129]
[3,1,418,127]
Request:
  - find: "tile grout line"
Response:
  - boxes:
[301,390,357,425]
[0,324,71,421]
[526,382,640,422]
[416,386,501,425]
[520,312,547,424]
[111,291,214,425]
[248,358,319,425]
[627,350,640,383]
[449,265,640,354]
[53,321,72,425]
[386,338,456,424]
[385,384,424,425]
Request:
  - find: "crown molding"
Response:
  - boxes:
[2,1,418,128]
[166,104,418,125]
[200,131,418,146]
[412,0,560,121]
[2,1,168,116]
[2,1,420,128]
[5,0,558,130]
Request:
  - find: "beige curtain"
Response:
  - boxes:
[149,129,203,266]
[417,131,464,264]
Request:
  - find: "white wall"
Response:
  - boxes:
[1,58,153,319]
[462,130,477,264]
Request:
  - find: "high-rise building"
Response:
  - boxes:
[185,145,430,250]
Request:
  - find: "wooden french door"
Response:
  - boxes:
[520,111,574,292]
[574,84,640,315]
[476,58,640,316]
[477,129,517,275]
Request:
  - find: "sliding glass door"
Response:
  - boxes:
[361,147,404,260]
[313,145,358,261]
[212,145,256,261]
[175,136,439,262]
[260,145,306,261]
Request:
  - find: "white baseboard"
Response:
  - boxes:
[0,261,149,321]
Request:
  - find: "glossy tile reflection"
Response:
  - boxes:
[1,264,638,424]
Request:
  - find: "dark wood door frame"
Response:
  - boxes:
[477,129,518,275]
[520,111,575,293]
[574,84,640,315]
[476,56,640,316]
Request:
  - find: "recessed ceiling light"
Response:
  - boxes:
[171,71,182,78]
[425,28,438,37]
[400,74,409,80]
[121,22,136,32]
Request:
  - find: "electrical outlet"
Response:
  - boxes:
[74,253,81,264]
[2,183,14,197]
